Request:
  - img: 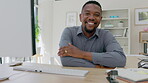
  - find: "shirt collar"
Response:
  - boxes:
[95,29,100,37]
[76,26,83,35]
[77,26,100,38]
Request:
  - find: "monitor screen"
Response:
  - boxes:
[0,0,36,57]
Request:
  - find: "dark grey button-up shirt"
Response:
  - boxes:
[59,26,126,68]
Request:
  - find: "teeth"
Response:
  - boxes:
[88,22,94,25]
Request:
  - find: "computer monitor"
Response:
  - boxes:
[0,0,36,57]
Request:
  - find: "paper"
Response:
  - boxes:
[115,68,148,82]
[0,64,13,80]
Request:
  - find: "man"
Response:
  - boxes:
[58,1,126,68]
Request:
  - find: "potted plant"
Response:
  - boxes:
[35,16,41,54]
[35,16,40,43]
[118,21,124,27]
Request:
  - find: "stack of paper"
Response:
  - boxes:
[114,68,148,82]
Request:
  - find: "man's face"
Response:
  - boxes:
[80,4,102,33]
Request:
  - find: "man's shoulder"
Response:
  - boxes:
[96,28,113,37]
[65,26,81,33]
[66,26,81,30]
[97,28,110,33]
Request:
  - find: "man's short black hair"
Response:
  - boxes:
[82,1,102,10]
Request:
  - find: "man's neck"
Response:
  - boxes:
[82,27,95,38]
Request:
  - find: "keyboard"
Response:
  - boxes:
[13,63,89,77]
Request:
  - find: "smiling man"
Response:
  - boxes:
[58,1,126,68]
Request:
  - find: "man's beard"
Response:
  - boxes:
[84,26,96,33]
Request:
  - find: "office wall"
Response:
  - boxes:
[39,0,148,59]
[38,0,53,63]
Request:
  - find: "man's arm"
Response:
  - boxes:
[59,28,96,67]
[90,31,126,67]
[60,56,96,68]
[58,28,126,67]
[59,43,126,67]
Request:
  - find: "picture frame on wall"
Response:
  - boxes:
[66,12,77,27]
[135,7,148,25]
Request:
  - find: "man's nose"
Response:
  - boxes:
[88,15,95,21]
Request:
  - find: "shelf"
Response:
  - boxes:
[139,31,148,33]
[101,9,130,54]
[139,53,148,55]
[141,41,148,43]
[115,37,128,39]
[102,27,128,29]
[102,17,128,20]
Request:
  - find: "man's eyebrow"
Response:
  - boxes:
[83,10,90,12]
[83,10,101,14]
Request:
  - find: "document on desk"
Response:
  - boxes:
[114,68,148,82]
[0,64,13,81]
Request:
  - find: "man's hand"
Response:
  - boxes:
[58,43,84,59]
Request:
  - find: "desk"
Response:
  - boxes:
[1,56,146,83]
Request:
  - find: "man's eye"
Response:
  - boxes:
[94,14,100,17]
[85,13,90,16]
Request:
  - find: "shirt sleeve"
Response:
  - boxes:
[59,27,96,67]
[59,28,95,67]
[92,31,126,67]
[59,27,72,47]
[60,56,96,68]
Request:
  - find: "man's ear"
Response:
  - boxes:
[79,14,82,22]
[100,16,102,20]
[99,16,102,22]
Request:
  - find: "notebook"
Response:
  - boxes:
[107,68,148,82]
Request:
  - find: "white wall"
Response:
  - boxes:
[38,0,53,63]
[39,0,148,60]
